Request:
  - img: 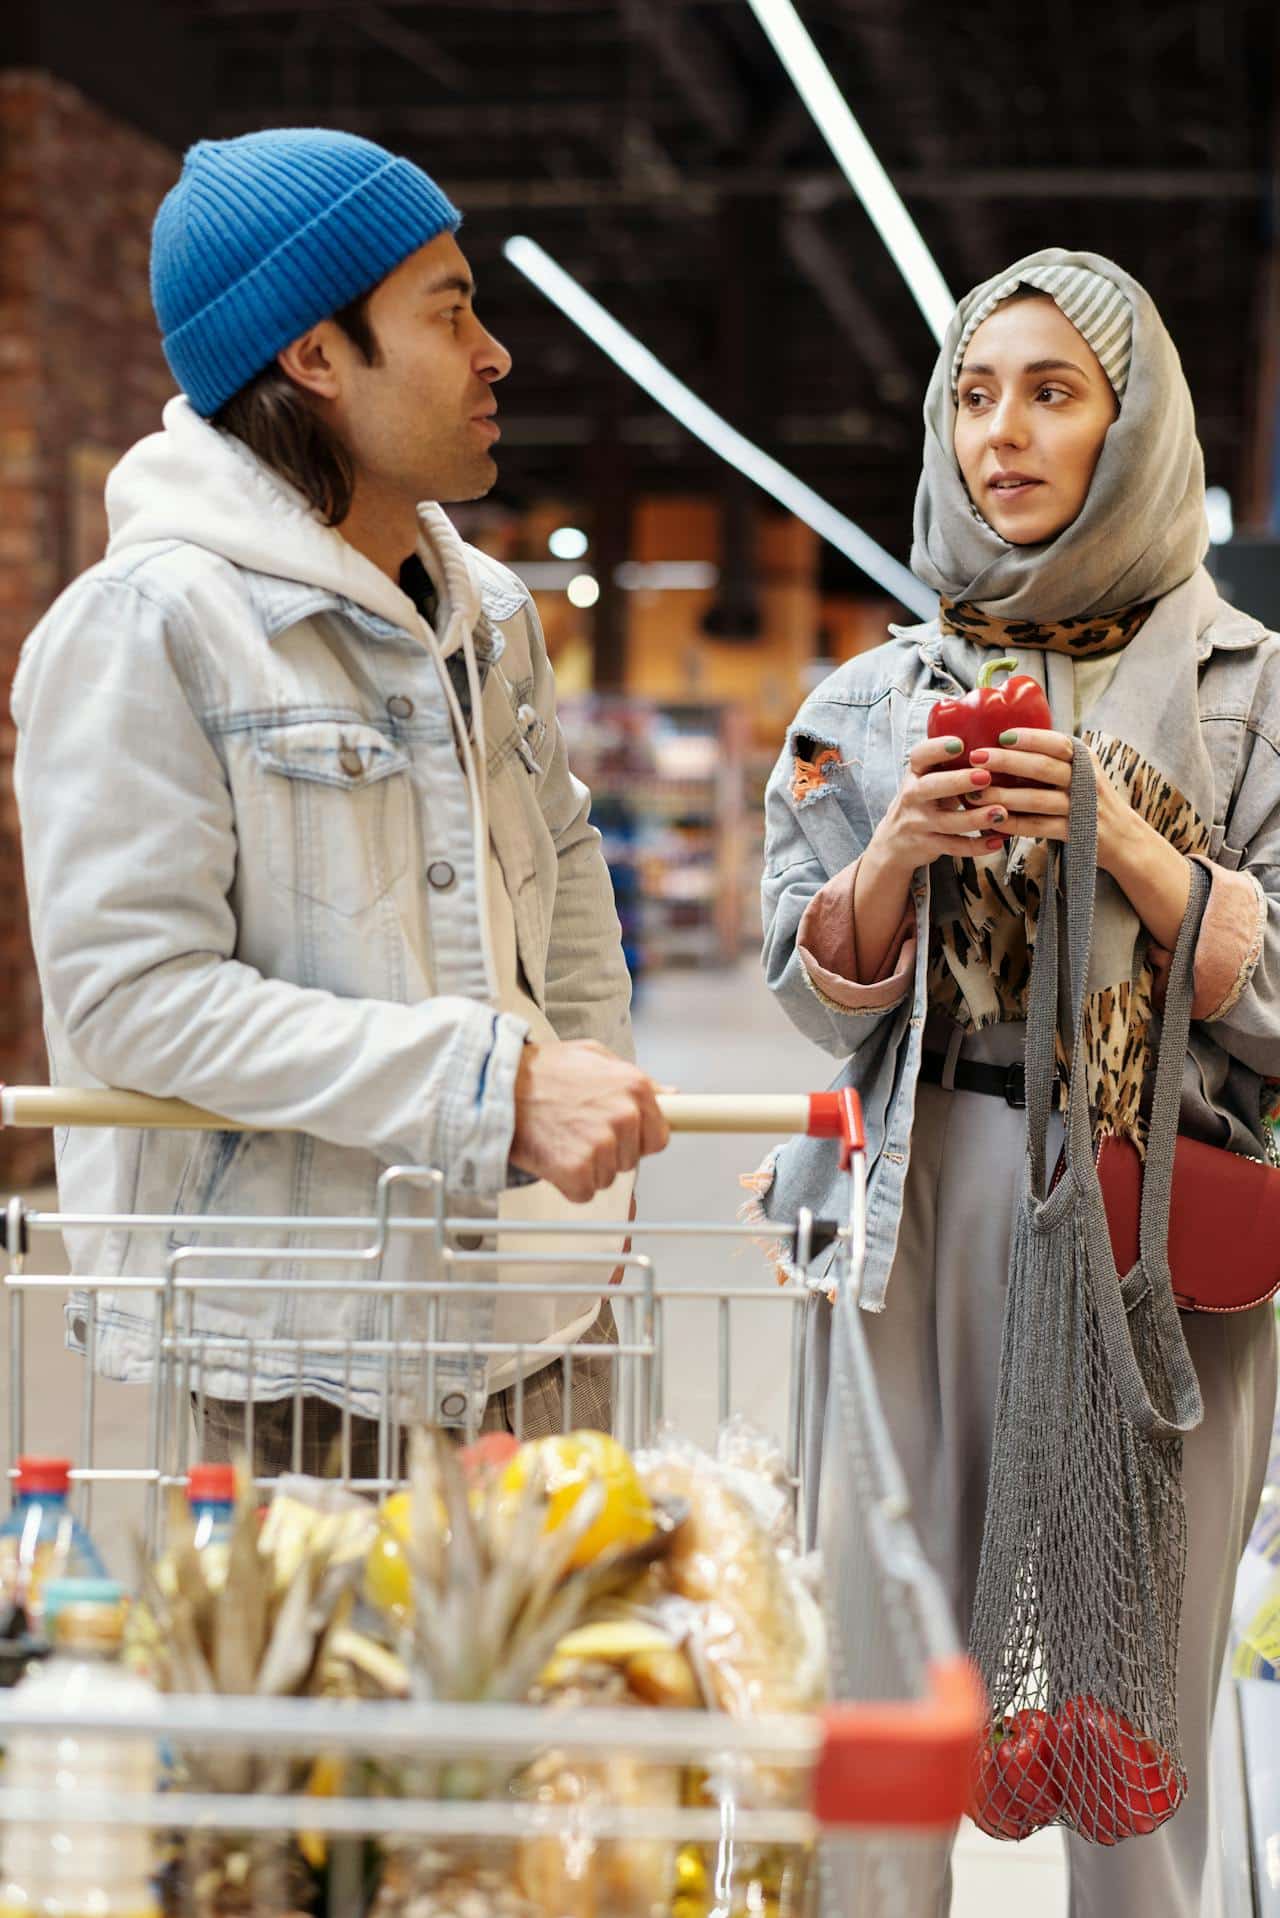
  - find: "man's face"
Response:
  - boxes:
[324,233,512,506]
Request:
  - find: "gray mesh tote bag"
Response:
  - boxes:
[967,742,1207,1845]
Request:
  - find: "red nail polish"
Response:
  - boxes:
[970,748,990,764]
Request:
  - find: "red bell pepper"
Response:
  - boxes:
[968,1707,1063,1841]
[1057,1697,1181,1844]
[926,656,1053,789]
[458,1432,521,1484]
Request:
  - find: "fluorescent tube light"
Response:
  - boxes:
[503,235,935,619]
[744,0,954,344]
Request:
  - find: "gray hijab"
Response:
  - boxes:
[911,247,1208,621]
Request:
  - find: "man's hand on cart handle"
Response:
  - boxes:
[509,1040,671,1205]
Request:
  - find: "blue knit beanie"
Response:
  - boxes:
[151,127,461,417]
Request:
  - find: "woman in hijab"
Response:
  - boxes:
[755,249,1279,1914]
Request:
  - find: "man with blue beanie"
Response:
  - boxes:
[12,128,666,1472]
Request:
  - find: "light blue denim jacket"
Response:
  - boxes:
[759,572,1280,1313]
[11,401,631,1409]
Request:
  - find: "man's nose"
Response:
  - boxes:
[476,328,512,384]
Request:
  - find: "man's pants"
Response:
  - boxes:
[199,1301,618,1478]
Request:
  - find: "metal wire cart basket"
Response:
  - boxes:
[0,1083,985,1918]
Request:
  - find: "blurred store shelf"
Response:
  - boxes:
[561,694,751,975]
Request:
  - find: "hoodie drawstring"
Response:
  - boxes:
[416,602,500,1006]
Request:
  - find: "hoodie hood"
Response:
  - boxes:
[105,396,481,654]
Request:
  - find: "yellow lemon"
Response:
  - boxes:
[499,1431,655,1570]
[364,1491,413,1619]
[363,1486,466,1618]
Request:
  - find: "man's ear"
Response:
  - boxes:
[276,320,344,401]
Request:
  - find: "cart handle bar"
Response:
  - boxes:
[0,1656,984,1828]
[0,1085,864,1157]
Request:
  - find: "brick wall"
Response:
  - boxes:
[0,72,176,1186]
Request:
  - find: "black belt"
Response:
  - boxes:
[919,1050,1027,1108]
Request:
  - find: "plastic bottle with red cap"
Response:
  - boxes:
[186,1462,236,1586]
[0,1458,106,1623]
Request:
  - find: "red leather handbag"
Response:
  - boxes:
[1093,1132,1280,1313]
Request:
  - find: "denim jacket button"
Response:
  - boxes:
[387,695,414,720]
[339,747,363,778]
[427,860,456,891]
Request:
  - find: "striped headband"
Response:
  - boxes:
[951,262,1133,402]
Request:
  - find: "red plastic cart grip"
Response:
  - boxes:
[806,1089,866,1170]
[812,1656,987,1829]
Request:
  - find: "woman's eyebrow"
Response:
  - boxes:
[958,357,1087,379]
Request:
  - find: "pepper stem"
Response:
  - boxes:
[977,655,1020,691]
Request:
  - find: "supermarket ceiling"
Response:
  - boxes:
[17,0,1280,592]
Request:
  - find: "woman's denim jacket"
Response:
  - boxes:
[757,575,1280,1313]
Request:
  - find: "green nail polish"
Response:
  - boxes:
[998,730,1018,746]
[945,738,964,754]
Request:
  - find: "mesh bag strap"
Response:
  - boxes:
[1023,743,1203,1441]
[1023,747,1098,1202]
[1136,860,1212,1266]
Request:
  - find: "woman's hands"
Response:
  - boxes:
[968,729,1127,867]
[868,733,1012,881]
[850,726,1192,979]
[849,737,1009,979]
[969,729,1192,947]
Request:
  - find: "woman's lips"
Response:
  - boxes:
[988,478,1042,501]
[471,415,500,442]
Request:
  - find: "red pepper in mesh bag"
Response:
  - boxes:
[927,655,1053,787]
[968,1707,1061,1840]
[1058,1696,1181,1843]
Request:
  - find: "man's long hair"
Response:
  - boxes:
[212,293,379,525]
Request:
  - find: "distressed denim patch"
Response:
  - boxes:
[790,731,842,806]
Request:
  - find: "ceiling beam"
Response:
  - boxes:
[622,0,744,148]
[784,213,913,395]
[368,165,1265,211]
[493,414,908,451]
[356,6,466,92]
[619,122,685,197]
[194,0,607,13]
[899,167,1265,202]
[214,103,653,140]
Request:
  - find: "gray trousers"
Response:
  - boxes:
[862,1022,1276,1918]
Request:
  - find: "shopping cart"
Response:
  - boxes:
[0,1083,985,1918]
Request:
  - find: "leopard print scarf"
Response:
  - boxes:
[928,609,1211,1142]
[940,597,1156,658]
